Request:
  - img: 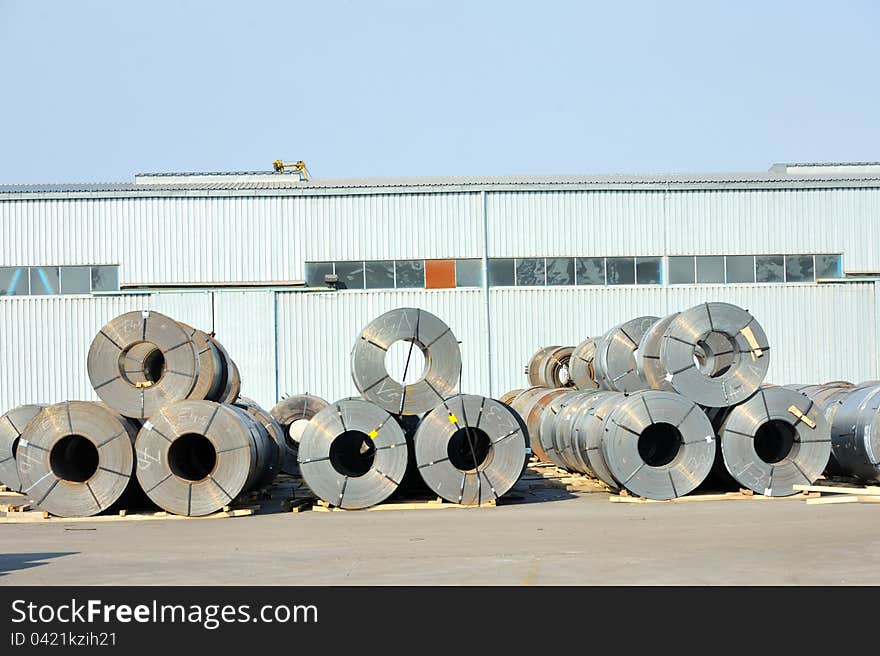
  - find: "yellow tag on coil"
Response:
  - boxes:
[368,429,379,440]
[448,414,458,425]
[787,406,816,429]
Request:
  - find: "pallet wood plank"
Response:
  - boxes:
[793,484,880,496]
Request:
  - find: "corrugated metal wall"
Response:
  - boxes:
[276,289,488,404]
[0,192,482,284]
[1,285,877,414]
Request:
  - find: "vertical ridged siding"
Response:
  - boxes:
[487,190,665,257]
[0,192,482,284]
[276,289,488,404]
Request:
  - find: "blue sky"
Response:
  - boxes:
[0,0,877,182]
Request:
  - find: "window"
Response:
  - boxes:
[515,258,545,286]
[90,266,119,292]
[395,260,425,288]
[576,258,605,285]
[696,256,724,284]
[304,262,334,287]
[334,261,365,289]
[455,259,482,287]
[488,259,515,286]
[815,254,842,279]
[725,256,755,283]
[606,258,635,285]
[785,255,814,283]
[668,257,695,284]
[0,267,29,296]
[546,258,574,286]
[636,257,661,284]
[61,266,92,294]
[756,255,785,283]
[30,267,59,295]
[365,261,394,289]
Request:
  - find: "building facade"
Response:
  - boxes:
[2,163,879,410]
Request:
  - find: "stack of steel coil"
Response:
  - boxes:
[510,302,839,499]
[299,307,529,509]
[0,310,290,517]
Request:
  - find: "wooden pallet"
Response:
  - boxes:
[794,483,880,506]
[609,489,819,504]
[1,506,257,524]
[310,497,497,513]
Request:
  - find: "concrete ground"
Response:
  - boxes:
[2,486,879,585]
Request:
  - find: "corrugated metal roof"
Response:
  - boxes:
[3,170,880,196]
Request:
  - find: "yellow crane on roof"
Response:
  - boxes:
[272,159,310,181]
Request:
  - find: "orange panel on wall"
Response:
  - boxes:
[425,259,456,289]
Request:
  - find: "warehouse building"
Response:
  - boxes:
[2,162,879,411]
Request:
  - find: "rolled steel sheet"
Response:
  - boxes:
[0,404,46,493]
[499,389,524,405]
[234,397,285,488]
[522,388,569,462]
[87,310,198,419]
[569,338,599,390]
[553,390,605,471]
[537,390,588,467]
[351,308,461,415]
[179,323,225,402]
[715,386,831,495]
[601,390,716,499]
[135,400,273,516]
[270,394,330,474]
[830,384,880,482]
[571,391,623,486]
[659,302,770,407]
[414,394,527,505]
[637,314,679,391]
[299,398,408,509]
[527,346,575,388]
[594,316,659,392]
[17,401,139,517]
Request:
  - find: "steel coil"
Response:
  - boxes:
[87,310,198,419]
[714,386,831,495]
[527,346,575,388]
[0,404,46,493]
[498,389,524,405]
[553,390,605,471]
[829,384,880,482]
[135,400,274,516]
[594,316,659,392]
[209,335,241,404]
[637,314,679,391]
[537,390,587,467]
[351,308,461,415]
[659,302,770,407]
[270,394,330,474]
[16,401,139,517]
[570,391,624,486]
[414,394,527,505]
[521,388,569,462]
[234,397,285,488]
[601,390,716,499]
[569,338,599,390]
[298,398,408,509]
[179,323,226,402]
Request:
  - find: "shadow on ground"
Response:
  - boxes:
[0,552,77,577]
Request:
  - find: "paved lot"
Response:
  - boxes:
[2,488,879,585]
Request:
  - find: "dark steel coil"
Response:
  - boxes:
[414,394,527,505]
[179,323,226,402]
[234,397,285,488]
[270,394,330,474]
[0,404,46,493]
[829,384,880,482]
[87,310,198,418]
[601,390,716,499]
[351,308,461,415]
[16,401,139,517]
[299,398,408,509]
[594,316,659,392]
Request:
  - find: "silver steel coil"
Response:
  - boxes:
[527,346,575,388]
[714,386,831,495]
[498,389,525,405]
[414,394,528,505]
[351,308,461,416]
[298,398,408,509]
[570,391,624,486]
[180,323,226,402]
[234,397,285,488]
[569,338,599,390]
[0,404,46,493]
[87,310,198,419]
[517,387,569,462]
[537,390,589,467]
[594,316,659,392]
[16,401,139,517]
[829,384,880,482]
[134,400,275,516]
[601,390,716,499]
[270,394,330,474]
[552,390,605,471]
[637,314,679,391]
[659,302,770,407]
